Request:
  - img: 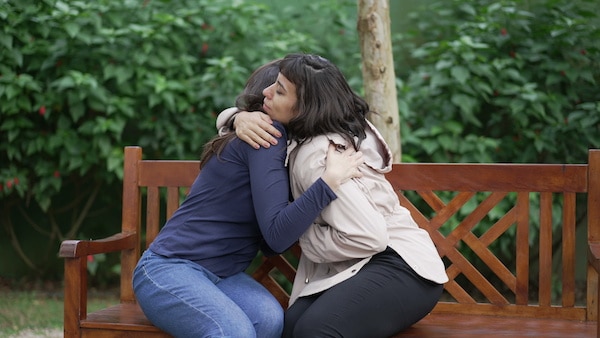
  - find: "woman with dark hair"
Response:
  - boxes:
[221,53,449,338]
[132,59,364,338]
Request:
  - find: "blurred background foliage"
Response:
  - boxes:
[395,0,599,164]
[0,0,598,287]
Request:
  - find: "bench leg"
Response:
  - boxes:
[64,257,86,338]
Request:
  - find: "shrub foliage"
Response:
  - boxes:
[0,0,360,278]
[396,0,599,164]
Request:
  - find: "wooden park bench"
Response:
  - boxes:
[59,146,600,337]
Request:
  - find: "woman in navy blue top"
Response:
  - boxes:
[132,59,364,338]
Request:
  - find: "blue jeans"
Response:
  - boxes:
[133,250,284,338]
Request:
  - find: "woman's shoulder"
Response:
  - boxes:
[272,121,287,139]
[290,135,332,165]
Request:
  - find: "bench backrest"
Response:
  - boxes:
[119,146,599,321]
[118,146,200,303]
[386,149,599,321]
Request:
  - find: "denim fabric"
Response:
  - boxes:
[133,250,283,338]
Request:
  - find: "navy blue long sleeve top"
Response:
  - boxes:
[149,122,336,277]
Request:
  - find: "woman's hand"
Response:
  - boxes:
[321,143,364,192]
[234,111,282,149]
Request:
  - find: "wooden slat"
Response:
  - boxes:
[138,160,199,187]
[387,163,588,192]
[145,186,160,248]
[432,302,588,321]
[539,192,553,307]
[587,150,600,324]
[166,186,179,219]
[393,312,594,337]
[515,192,530,305]
[120,146,142,304]
[562,192,576,307]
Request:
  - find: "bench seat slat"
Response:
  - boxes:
[397,312,595,337]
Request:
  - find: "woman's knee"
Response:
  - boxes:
[252,297,284,338]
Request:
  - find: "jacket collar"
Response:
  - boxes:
[286,119,393,173]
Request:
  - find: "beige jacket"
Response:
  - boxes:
[286,120,449,306]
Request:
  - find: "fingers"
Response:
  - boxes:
[235,111,281,149]
[237,130,262,149]
[340,147,364,179]
[341,147,364,165]
[326,144,364,179]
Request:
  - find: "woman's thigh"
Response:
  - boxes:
[133,250,282,338]
[217,271,284,337]
[284,248,443,338]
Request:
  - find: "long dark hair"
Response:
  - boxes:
[279,53,370,150]
[200,59,281,168]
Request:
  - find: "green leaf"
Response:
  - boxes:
[51,76,76,90]
[509,99,526,115]
[0,34,13,49]
[435,59,454,70]
[451,65,470,84]
[10,49,23,67]
[63,22,80,38]
[451,93,476,115]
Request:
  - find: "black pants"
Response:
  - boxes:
[282,247,443,338]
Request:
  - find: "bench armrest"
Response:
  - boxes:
[59,232,137,258]
[588,241,600,274]
[61,232,138,332]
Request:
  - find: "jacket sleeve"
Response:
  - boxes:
[291,140,389,263]
[216,107,238,136]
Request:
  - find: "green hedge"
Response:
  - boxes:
[396,0,599,164]
[0,0,360,280]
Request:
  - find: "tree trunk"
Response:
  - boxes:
[357,0,401,162]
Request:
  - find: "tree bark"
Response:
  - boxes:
[357,0,401,162]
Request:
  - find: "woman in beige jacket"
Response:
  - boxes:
[220,53,448,338]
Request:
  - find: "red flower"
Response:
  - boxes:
[53,170,61,178]
[500,28,507,36]
[509,50,516,58]
[87,255,94,263]
[6,179,13,189]
[13,177,19,185]
[202,43,209,55]
[580,49,587,55]
[39,106,46,116]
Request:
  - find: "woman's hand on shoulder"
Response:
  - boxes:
[321,143,363,192]
[234,111,282,149]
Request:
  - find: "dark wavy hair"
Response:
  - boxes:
[200,59,281,168]
[280,53,370,150]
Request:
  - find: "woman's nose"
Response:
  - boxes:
[263,84,273,98]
